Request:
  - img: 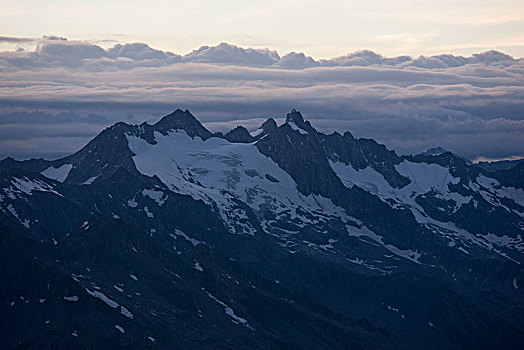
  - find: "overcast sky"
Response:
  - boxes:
[1,0,524,58]
[0,1,523,162]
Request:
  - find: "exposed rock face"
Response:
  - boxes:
[256,114,345,197]
[154,109,213,140]
[224,126,255,143]
[475,158,524,173]
[491,161,524,189]
[259,118,277,133]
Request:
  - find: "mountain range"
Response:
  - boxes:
[1,109,523,349]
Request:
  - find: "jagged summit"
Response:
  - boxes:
[285,109,305,125]
[418,146,472,165]
[154,109,212,140]
[224,126,255,143]
[419,146,449,157]
[284,109,316,134]
[259,118,277,132]
[342,131,355,140]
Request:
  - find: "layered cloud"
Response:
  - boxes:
[1,38,520,70]
[0,38,523,161]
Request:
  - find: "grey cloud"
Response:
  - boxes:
[270,52,319,69]
[321,50,393,67]
[0,36,36,43]
[107,43,180,61]
[41,35,68,41]
[2,39,521,70]
[0,113,109,160]
[37,41,107,67]
[317,50,517,70]
[181,42,280,67]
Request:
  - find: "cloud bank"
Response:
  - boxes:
[0,38,523,161]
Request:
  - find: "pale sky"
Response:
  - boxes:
[1,0,524,58]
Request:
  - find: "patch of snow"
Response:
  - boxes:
[194,261,203,272]
[127,197,138,208]
[129,274,138,281]
[64,296,79,302]
[72,331,78,337]
[11,177,62,197]
[346,224,422,264]
[7,204,30,228]
[424,216,521,262]
[483,233,523,253]
[458,246,470,255]
[84,288,119,308]
[287,121,309,135]
[250,129,264,138]
[513,277,519,289]
[114,285,124,293]
[387,305,399,312]
[6,204,18,218]
[348,257,364,265]
[303,240,334,251]
[41,164,73,182]
[171,229,203,247]
[81,174,99,185]
[115,325,125,334]
[330,159,472,212]
[142,189,167,206]
[143,206,154,218]
[330,161,389,193]
[203,289,254,330]
[120,306,133,319]
[474,175,524,215]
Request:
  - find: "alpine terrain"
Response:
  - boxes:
[1,109,523,349]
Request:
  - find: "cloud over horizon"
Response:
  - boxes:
[0,39,523,162]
